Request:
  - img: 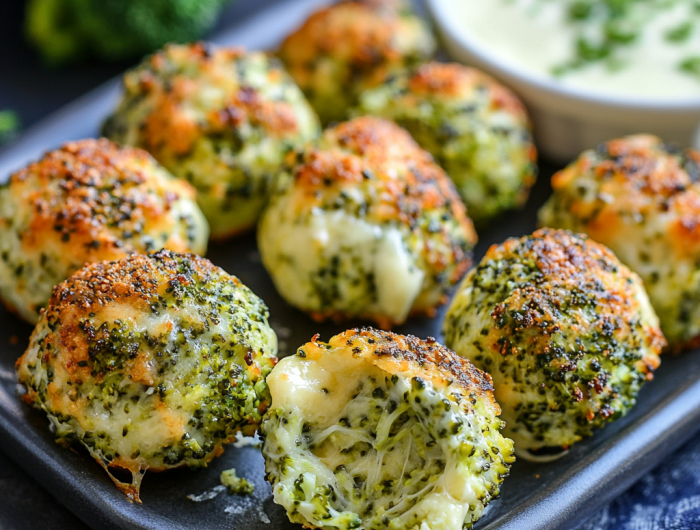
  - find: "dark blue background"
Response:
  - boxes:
[0,1,698,529]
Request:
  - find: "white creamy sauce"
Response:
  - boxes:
[440,0,700,98]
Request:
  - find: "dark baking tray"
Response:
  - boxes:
[1,1,700,529]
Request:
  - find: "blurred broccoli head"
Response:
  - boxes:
[0,111,20,145]
[26,0,231,65]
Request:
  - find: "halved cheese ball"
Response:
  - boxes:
[103,43,320,239]
[16,251,277,502]
[261,328,514,530]
[355,62,538,224]
[258,116,477,328]
[444,229,665,452]
[278,0,436,124]
[539,135,700,349]
[0,138,208,322]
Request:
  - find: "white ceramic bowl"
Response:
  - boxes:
[426,0,700,162]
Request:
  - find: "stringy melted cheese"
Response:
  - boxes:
[261,342,513,530]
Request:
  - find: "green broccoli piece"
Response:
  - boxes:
[220,468,254,496]
[25,0,232,66]
[0,111,20,145]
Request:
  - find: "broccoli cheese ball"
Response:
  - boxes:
[103,42,320,239]
[258,117,477,329]
[355,62,538,224]
[261,328,514,530]
[539,135,700,350]
[0,139,208,323]
[16,251,277,502]
[443,229,664,452]
[278,0,436,125]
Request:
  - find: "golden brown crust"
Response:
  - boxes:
[16,249,275,503]
[492,227,619,280]
[46,250,233,320]
[290,116,476,245]
[486,228,667,361]
[552,135,700,256]
[209,86,300,136]
[554,135,694,202]
[259,116,476,329]
[278,0,435,125]
[303,328,498,411]
[105,41,321,241]
[542,136,700,349]
[325,116,425,161]
[128,43,302,160]
[668,192,700,258]
[8,138,198,262]
[407,62,530,118]
[279,0,407,83]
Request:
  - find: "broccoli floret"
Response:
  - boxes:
[0,111,20,145]
[25,0,232,65]
[220,468,254,496]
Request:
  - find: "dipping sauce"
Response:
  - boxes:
[438,0,700,99]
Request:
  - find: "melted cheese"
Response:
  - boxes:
[259,204,425,324]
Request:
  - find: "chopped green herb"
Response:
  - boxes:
[569,1,594,20]
[680,56,700,78]
[538,0,700,82]
[666,21,694,42]
[577,38,611,63]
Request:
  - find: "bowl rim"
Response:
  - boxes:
[426,0,700,112]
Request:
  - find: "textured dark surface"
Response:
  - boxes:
[1,1,700,530]
[0,449,91,530]
[581,436,700,530]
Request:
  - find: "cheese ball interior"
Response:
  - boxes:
[278,0,436,125]
[261,328,514,530]
[355,62,538,224]
[444,229,664,452]
[0,139,208,322]
[103,42,320,239]
[16,251,277,502]
[258,116,477,328]
[539,135,700,350]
